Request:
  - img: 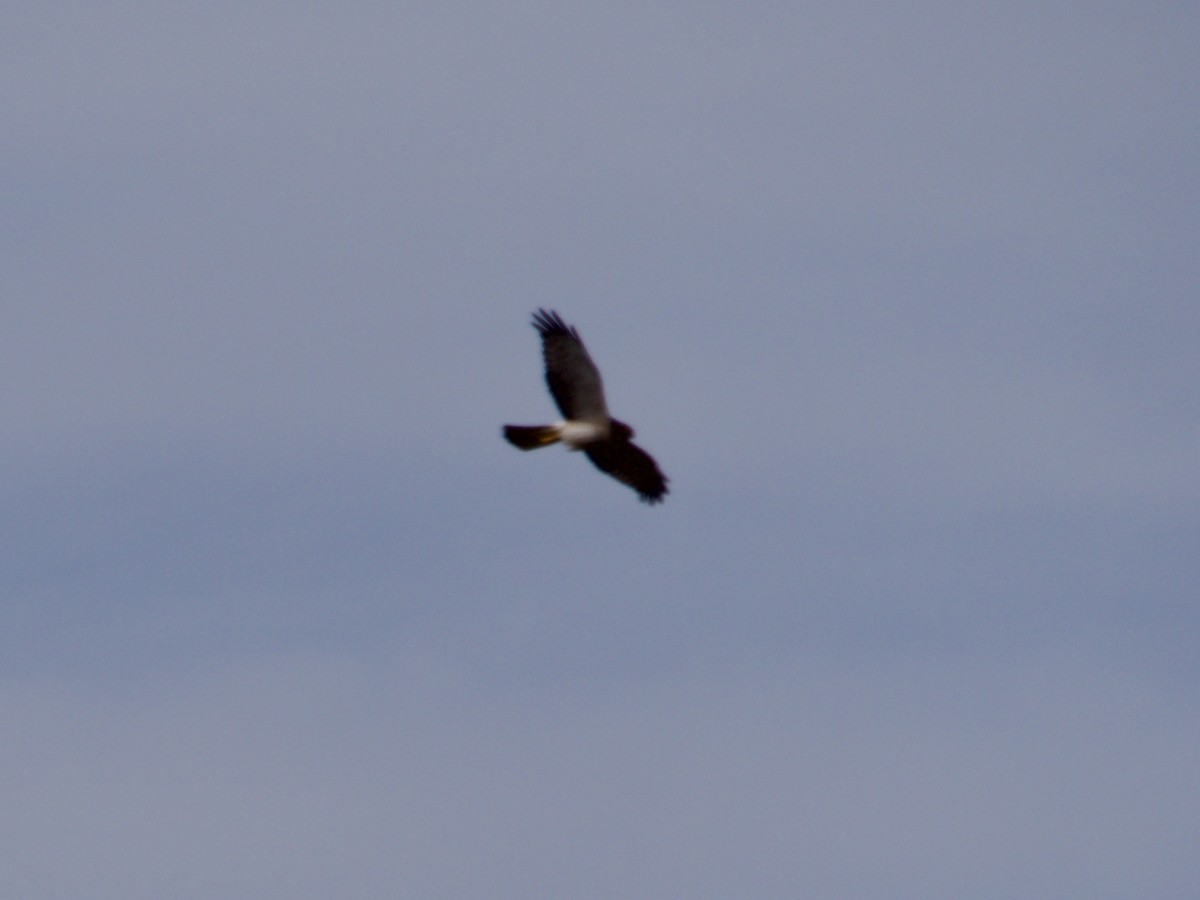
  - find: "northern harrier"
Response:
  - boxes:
[503,309,669,504]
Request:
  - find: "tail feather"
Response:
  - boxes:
[503,424,561,450]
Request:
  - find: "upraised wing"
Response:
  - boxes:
[532,308,608,422]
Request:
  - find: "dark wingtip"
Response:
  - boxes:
[637,481,670,505]
[531,308,575,339]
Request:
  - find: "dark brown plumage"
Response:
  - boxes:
[503,309,669,504]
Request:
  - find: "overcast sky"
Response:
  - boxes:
[4,3,1198,897]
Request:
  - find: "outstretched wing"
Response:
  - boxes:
[583,439,670,504]
[532,309,608,421]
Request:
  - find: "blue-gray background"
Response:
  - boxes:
[4,3,1197,897]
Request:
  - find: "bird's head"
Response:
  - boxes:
[610,419,635,441]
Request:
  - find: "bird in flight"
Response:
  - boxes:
[503,309,669,504]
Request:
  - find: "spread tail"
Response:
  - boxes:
[503,424,561,450]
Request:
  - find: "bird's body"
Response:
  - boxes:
[503,309,669,504]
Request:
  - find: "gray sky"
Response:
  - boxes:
[4,3,1198,897]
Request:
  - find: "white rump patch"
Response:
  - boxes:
[557,419,608,449]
